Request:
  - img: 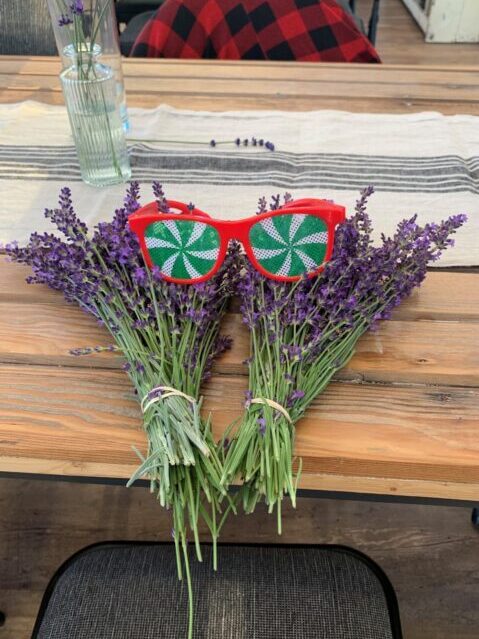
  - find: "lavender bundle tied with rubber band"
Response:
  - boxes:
[220,187,467,530]
[5,182,240,639]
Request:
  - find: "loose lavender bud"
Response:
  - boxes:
[209,139,216,147]
[257,196,268,215]
[70,346,94,356]
[265,141,275,151]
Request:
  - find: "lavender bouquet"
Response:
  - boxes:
[6,183,238,637]
[222,187,466,528]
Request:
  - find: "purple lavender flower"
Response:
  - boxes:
[70,0,84,14]
[256,198,267,216]
[234,186,467,425]
[152,181,169,213]
[58,14,73,26]
[257,415,266,436]
[287,389,305,408]
[133,266,147,287]
[5,183,238,400]
[148,388,163,401]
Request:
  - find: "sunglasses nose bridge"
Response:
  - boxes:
[215,219,251,250]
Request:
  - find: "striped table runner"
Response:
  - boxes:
[1,101,477,266]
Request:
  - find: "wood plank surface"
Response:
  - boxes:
[0,265,478,385]
[357,0,479,66]
[0,54,478,500]
[2,478,478,639]
[1,56,478,114]
[0,363,478,495]
[0,261,478,499]
[3,262,479,320]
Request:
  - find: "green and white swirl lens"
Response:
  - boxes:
[249,213,328,278]
[145,219,220,280]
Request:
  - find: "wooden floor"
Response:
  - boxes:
[357,0,479,65]
[1,479,478,639]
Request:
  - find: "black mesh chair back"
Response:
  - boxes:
[33,543,402,639]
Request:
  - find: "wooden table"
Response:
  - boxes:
[1,56,479,114]
[0,56,478,504]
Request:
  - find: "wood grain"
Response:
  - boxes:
[0,264,478,386]
[1,301,479,386]
[1,478,478,639]
[357,0,479,66]
[0,51,478,500]
[3,262,479,319]
[0,362,478,497]
[2,69,479,103]
[1,56,479,114]
[0,257,478,498]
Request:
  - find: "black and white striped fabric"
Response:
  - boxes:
[2,101,477,265]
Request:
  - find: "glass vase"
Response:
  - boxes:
[46,0,129,131]
[60,45,131,187]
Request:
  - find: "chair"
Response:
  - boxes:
[120,11,158,55]
[116,0,164,25]
[32,542,402,638]
[128,0,380,61]
[349,0,381,44]
[0,1,57,55]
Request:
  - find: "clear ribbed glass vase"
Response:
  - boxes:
[46,0,129,132]
[60,44,131,187]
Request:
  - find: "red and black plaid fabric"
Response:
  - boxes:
[131,0,380,63]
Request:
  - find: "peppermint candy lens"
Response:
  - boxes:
[249,213,329,278]
[144,219,221,280]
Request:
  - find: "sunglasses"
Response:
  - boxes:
[128,198,346,284]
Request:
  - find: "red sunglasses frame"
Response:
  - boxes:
[128,198,346,284]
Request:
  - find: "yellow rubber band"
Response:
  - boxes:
[141,385,196,413]
[250,397,292,423]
